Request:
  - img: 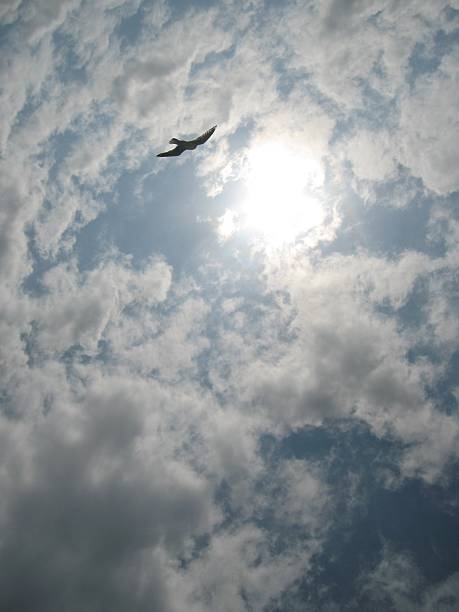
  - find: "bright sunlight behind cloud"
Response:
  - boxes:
[242,142,325,245]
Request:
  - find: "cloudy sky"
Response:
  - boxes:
[1,0,459,610]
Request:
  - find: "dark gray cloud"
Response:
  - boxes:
[0,378,216,612]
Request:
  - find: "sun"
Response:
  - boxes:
[241,141,324,245]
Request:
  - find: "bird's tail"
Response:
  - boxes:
[169,138,181,145]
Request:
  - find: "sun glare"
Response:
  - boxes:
[242,142,324,245]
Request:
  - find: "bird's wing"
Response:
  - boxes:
[193,125,217,146]
[157,146,184,157]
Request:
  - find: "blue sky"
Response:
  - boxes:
[1,1,459,610]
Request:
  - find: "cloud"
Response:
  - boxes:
[0,372,219,612]
[169,524,306,612]
[0,0,22,24]
[1,1,459,610]
[358,545,459,612]
[21,0,82,44]
[0,165,35,284]
[33,254,171,354]
[342,129,397,183]
[398,49,459,195]
[204,248,459,480]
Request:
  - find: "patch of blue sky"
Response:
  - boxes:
[44,131,82,182]
[213,479,236,526]
[261,426,400,569]
[158,0,216,22]
[268,423,458,609]
[405,342,446,369]
[74,156,219,274]
[367,8,384,27]
[198,245,269,304]
[193,268,285,392]
[434,22,459,56]
[396,287,458,409]
[22,124,126,294]
[138,156,251,271]
[278,420,401,464]
[271,50,307,100]
[251,0,294,31]
[112,1,145,49]
[359,197,440,256]
[19,322,59,384]
[188,44,236,79]
[1,12,26,50]
[299,78,342,121]
[298,54,400,138]
[335,83,399,143]
[8,81,60,143]
[445,4,459,21]
[0,21,16,44]
[176,533,212,571]
[0,387,17,421]
[425,356,459,416]
[60,340,113,371]
[203,272,292,332]
[320,183,438,265]
[407,26,459,87]
[21,225,61,296]
[440,384,459,417]
[408,42,443,86]
[226,118,255,151]
[9,93,47,140]
[52,30,88,83]
[379,276,430,326]
[372,483,459,580]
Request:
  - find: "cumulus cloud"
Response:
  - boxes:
[398,48,459,195]
[203,248,459,480]
[169,524,306,612]
[343,129,397,183]
[35,254,171,353]
[0,372,219,612]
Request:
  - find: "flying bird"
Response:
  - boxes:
[157,125,217,157]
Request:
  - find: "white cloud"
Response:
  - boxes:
[1,1,458,609]
[0,33,55,152]
[343,129,397,183]
[270,458,329,530]
[35,255,171,354]
[217,209,239,241]
[204,249,459,480]
[398,49,459,195]
[169,525,306,612]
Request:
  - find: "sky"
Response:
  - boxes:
[1,0,459,610]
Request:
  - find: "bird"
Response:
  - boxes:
[157,125,217,157]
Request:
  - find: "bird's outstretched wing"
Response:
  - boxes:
[157,146,184,157]
[156,126,217,157]
[193,125,217,146]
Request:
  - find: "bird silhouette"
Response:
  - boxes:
[157,125,217,157]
